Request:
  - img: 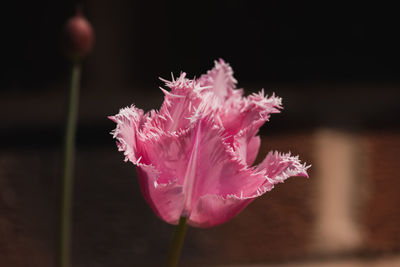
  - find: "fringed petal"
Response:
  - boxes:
[145,73,199,134]
[220,91,282,138]
[257,151,310,185]
[219,92,281,166]
[198,58,238,102]
[145,73,219,134]
[109,105,145,163]
[110,106,186,224]
[188,150,310,228]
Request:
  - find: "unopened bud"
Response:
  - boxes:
[63,8,94,61]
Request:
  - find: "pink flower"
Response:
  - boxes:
[110,59,309,228]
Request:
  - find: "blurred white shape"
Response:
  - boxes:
[313,128,364,253]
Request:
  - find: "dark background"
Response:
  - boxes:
[1,1,400,266]
[3,1,400,138]
[5,1,400,87]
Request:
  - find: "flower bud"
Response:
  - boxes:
[63,8,94,61]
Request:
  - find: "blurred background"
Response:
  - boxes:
[1,1,400,266]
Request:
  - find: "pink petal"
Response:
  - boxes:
[136,116,269,217]
[110,106,186,224]
[181,118,268,199]
[146,73,218,134]
[220,91,282,138]
[233,130,261,166]
[135,129,190,186]
[223,92,281,165]
[257,151,310,185]
[245,135,261,166]
[198,59,237,102]
[187,151,310,227]
[142,77,194,134]
[136,164,184,224]
[109,105,145,163]
[188,194,253,228]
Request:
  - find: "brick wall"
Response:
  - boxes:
[1,128,399,266]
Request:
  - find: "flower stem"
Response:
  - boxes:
[59,63,81,267]
[165,217,188,267]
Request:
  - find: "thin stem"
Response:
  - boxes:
[59,63,81,267]
[165,217,188,267]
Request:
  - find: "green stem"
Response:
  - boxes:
[59,63,81,267]
[165,217,188,267]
